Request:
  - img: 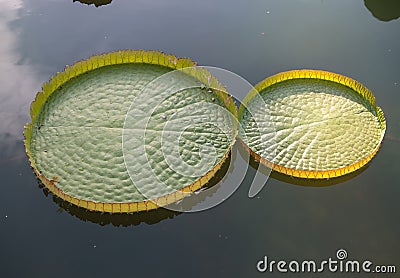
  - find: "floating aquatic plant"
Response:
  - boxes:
[239,69,386,179]
[25,52,386,213]
[24,50,237,212]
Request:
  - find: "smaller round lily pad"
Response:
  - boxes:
[239,69,386,179]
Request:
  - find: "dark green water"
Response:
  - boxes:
[0,0,399,277]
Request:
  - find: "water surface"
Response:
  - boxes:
[0,0,399,277]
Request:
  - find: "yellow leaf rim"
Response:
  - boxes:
[24,50,237,213]
[239,69,386,179]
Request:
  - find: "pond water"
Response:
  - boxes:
[0,0,399,277]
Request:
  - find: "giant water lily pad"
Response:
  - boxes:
[239,69,386,179]
[24,50,237,212]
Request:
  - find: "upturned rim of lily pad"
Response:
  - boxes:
[238,69,386,179]
[24,50,237,213]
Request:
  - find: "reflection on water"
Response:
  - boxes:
[364,0,400,21]
[43,185,181,227]
[239,142,368,187]
[40,149,232,226]
[1,0,399,276]
[269,166,369,187]
[73,0,112,7]
[0,0,40,163]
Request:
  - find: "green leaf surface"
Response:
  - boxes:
[239,70,386,179]
[25,51,237,212]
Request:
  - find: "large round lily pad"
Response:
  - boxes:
[24,50,237,212]
[239,69,386,179]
